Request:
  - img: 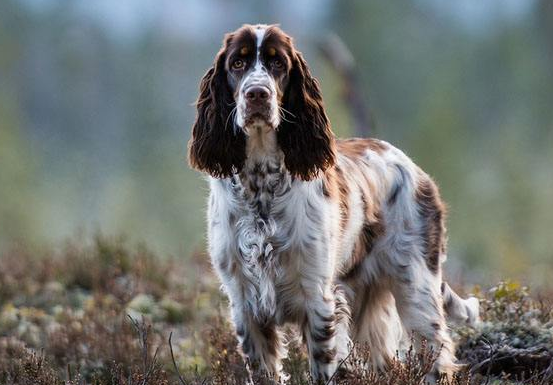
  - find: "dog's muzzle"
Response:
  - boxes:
[243,85,272,122]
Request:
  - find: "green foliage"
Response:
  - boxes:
[468,280,531,324]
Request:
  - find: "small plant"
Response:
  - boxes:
[0,340,60,385]
[457,281,553,383]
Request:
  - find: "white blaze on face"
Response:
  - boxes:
[235,25,280,131]
[254,27,266,71]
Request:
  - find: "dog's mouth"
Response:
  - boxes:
[245,111,270,125]
[242,108,278,132]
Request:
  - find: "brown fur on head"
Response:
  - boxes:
[188,32,247,178]
[277,46,335,180]
[188,24,335,180]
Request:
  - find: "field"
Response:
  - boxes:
[1,235,552,385]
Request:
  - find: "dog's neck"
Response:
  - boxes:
[243,120,280,165]
[236,120,289,219]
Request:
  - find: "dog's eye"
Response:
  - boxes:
[272,59,283,69]
[232,59,245,70]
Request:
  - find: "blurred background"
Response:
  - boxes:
[1,0,552,286]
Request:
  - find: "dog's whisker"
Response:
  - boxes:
[279,113,294,124]
[225,106,238,131]
[278,107,295,124]
[279,106,296,118]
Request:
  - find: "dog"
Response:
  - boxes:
[188,24,479,383]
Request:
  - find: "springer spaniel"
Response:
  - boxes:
[188,24,479,383]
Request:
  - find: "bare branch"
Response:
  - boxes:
[318,33,374,137]
[169,331,188,385]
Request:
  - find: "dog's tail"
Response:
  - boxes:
[441,282,480,326]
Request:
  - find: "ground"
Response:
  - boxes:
[0,235,552,384]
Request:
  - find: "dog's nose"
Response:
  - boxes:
[245,86,270,104]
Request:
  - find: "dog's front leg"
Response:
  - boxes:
[302,283,339,383]
[230,303,286,383]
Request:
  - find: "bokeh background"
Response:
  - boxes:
[1,0,552,286]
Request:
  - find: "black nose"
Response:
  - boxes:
[245,86,270,103]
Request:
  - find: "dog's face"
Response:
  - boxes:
[226,25,291,131]
[188,24,335,180]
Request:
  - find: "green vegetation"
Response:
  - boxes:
[1,237,551,384]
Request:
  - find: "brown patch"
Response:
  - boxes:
[225,26,257,66]
[361,214,385,255]
[343,212,385,280]
[336,166,351,234]
[336,168,350,233]
[321,165,350,235]
[310,311,337,343]
[334,287,351,323]
[415,176,447,275]
[321,179,331,197]
[367,139,388,153]
[341,170,385,280]
[336,138,388,159]
[321,167,335,198]
[341,262,363,281]
[259,322,279,356]
[312,324,336,342]
[313,347,337,364]
[238,321,280,359]
[324,154,385,280]
[357,170,380,223]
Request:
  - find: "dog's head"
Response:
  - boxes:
[188,24,335,180]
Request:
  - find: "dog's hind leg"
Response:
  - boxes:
[350,282,404,369]
[389,261,458,381]
[333,285,352,365]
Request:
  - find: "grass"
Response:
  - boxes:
[0,235,552,384]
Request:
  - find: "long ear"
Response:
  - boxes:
[188,36,246,178]
[277,50,336,181]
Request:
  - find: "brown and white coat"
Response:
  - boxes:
[188,24,479,383]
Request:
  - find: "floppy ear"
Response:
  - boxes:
[277,49,336,181]
[188,36,246,178]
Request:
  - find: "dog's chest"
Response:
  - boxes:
[229,153,294,259]
[234,155,290,220]
[210,128,328,322]
[225,156,309,321]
